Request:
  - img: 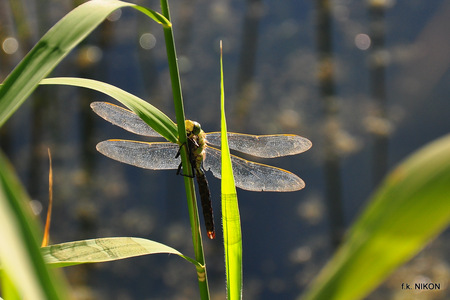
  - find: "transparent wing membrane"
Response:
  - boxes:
[91,102,161,137]
[92,101,310,191]
[93,101,310,241]
[97,140,305,191]
[203,146,305,192]
[206,132,312,158]
[96,140,180,170]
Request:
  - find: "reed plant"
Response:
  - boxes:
[0,1,449,300]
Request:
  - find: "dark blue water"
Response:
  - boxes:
[1,0,449,299]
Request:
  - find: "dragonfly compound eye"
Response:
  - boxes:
[191,121,202,135]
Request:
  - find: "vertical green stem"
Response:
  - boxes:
[159,1,210,299]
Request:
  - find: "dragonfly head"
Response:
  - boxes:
[185,120,202,136]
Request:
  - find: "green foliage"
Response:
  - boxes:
[0,0,169,127]
[220,43,243,300]
[0,152,68,299]
[301,134,450,300]
[0,1,201,299]
[42,237,199,268]
[1,0,447,299]
[159,1,211,299]
[0,270,20,300]
[40,78,177,143]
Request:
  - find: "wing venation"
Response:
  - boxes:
[96,140,180,170]
[203,146,305,191]
[206,132,312,158]
[91,102,161,137]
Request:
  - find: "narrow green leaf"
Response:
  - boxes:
[41,237,199,268]
[0,0,169,128]
[301,134,450,300]
[40,77,178,143]
[220,42,243,300]
[133,5,171,27]
[0,151,68,299]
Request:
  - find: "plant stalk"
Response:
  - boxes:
[159,1,210,299]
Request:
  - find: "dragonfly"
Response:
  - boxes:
[91,101,312,239]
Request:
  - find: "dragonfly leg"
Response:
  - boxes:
[175,140,198,178]
[175,143,184,159]
[176,162,195,178]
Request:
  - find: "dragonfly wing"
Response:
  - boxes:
[91,102,161,137]
[97,140,180,169]
[203,146,305,192]
[205,132,312,158]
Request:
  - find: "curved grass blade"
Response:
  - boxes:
[301,134,450,300]
[42,237,199,268]
[220,41,242,300]
[0,151,68,299]
[40,77,178,143]
[0,0,169,128]
[91,102,162,137]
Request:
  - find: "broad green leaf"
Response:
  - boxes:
[41,237,199,268]
[301,134,450,300]
[40,77,178,143]
[0,0,170,128]
[220,42,243,300]
[0,151,68,300]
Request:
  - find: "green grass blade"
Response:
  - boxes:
[220,42,243,300]
[41,237,199,268]
[301,134,450,300]
[131,5,171,27]
[40,77,178,143]
[0,151,68,299]
[0,0,169,128]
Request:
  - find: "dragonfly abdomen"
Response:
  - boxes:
[196,170,215,239]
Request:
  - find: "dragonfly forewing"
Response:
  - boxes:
[97,140,180,169]
[205,132,312,158]
[91,102,162,137]
[203,146,305,192]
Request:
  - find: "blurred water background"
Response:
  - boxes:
[0,0,449,299]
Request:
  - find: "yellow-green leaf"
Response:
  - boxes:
[301,134,450,300]
[0,151,68,299]
[220,42,242,300]
[42,237,199,268]
[0,0,169,128]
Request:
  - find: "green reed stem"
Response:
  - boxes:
[159,1,210,299]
